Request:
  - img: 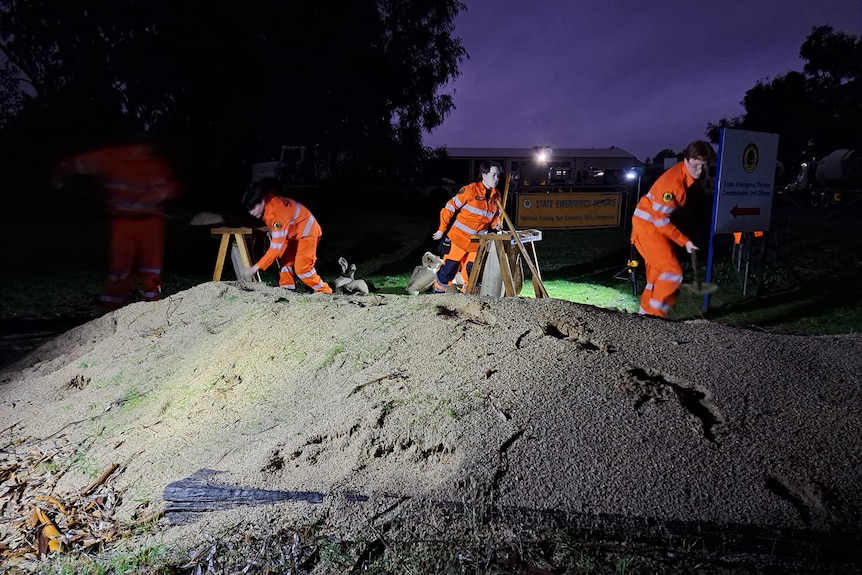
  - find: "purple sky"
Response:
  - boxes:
[423,0,862,162]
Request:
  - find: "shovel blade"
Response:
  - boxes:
[680,282,720,295]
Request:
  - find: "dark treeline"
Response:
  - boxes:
[706,25,862,175]
[0,0,466,211]
[2,8,859,213]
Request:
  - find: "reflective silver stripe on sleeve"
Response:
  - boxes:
[289,203,301,225]
[652,202,674,214]
[301,216,315,238]
[633,208,652,221]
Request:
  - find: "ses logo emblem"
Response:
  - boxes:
[742,143,759,173]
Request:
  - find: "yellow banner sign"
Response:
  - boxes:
[514,191,623,229]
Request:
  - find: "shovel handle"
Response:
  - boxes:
[690,249,701,289]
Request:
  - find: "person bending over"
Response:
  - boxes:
[242,179,332,293]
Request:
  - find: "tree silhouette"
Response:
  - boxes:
[706,26,861,171]
[0,0,466,205]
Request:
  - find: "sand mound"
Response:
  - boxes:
[2,281,861,569]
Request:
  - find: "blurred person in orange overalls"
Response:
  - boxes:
[431,161,503,293]
[241,179,332,293]
[54,140,179,308]
[630,140,711,317]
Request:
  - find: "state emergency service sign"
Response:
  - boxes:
[712,128,779,234]
[515,190,623,229]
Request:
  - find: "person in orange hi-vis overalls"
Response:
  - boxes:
[431,161,503,293]
[631,140,712,317]
[241,179,332,293]
[54,141,179,308]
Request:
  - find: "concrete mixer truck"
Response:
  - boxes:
[780,149,862,207]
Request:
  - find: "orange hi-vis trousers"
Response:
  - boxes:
[276,235,332,293]
[632,232,683,317]
[433,241,476,292]
[102,215,165,306]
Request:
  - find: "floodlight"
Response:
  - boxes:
[533,146,552,163]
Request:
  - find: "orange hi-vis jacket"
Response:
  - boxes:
[256,194,322,271]
[438,181,501,252]
[631,161,694,247]
[63,144,178,216]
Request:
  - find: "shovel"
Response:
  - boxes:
[679,249,719,295]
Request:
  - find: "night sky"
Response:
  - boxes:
[423,0,862,162]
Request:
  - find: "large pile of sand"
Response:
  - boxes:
[1,281,861,570]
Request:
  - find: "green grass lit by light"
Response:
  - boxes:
[367,271,641,314]
[525,279,640,312]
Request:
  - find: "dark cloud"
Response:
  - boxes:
[425,0,861,161]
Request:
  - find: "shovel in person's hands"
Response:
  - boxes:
[679,249,719,295]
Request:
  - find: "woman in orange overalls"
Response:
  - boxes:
[630,140,711,316]
[431,161,503,292]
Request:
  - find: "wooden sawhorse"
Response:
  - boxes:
[466,229,548,297]
[211,227,255,281]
